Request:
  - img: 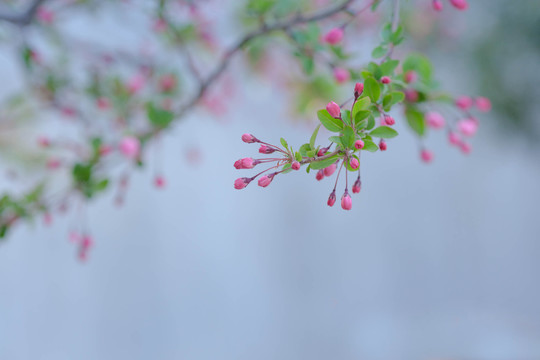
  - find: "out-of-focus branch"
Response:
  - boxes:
[177,0,356,117]
[0,0,47,26]
[382,0,400,61]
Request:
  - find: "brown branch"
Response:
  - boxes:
[300,149,342,165]
[177,0,356,117]
[0,0,47,26]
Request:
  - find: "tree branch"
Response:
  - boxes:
[0,0,47,26]
[177,0,356,117]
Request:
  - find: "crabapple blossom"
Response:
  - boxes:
[326,102,341,118]
[333,68,350,83]
[119,137,140,159]
[420,149,434,163]
[449,0,468,10]
[327,190,336,207]
[426,112,445,129]
[322,28,344,45]
[475,97,492,112]
[341,191,352,210]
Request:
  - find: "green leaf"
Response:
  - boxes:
[309,124,321,148]
[364,77,381,102]
[310,157,338,170]
[371,45,387,59]
[299,143,311,157]
[405,107,426,136]
[342,110,351,126]
[367,62,382,79]
[380,59,399,76]
[281,163,292,174]
[369,126,398,139]
[362,139,379,152]
[367,115,376,130]
[317,109,343,132]
[0,224,8,238]
[390,26,404,45]
[341,126,356,149]
[381,23,392,42]
[280,137,289,149]
[72,163,92,183]
[328,136,343,148]
[352,96,371,119]
[382,91,405,111]
[94,179,109,192]
[147,102,174,128]
[295,151,302,162]
[403,54,433,83]
[354,111,370,129]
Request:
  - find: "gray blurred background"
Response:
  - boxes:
[1,1,540,359]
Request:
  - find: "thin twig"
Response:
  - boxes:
[177,0,356,117]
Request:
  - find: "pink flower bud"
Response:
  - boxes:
[475,97,491,112]
[354,82,364,98]
[153,18,168,33]
[291,161,301,170]
[78,235,94,262]
[405,89,419,102]
[425,111,445,129]
[234,157,255,169]
[99,145,113,156]
[241,133,257,143]
[349,157,359,170]
[449,0,468,10]
[381,76,391,84]
[46,158,61,170]
[341,191,352,210]
[119,136,140,159]
[333,68,350,84]
[383,115,395,126]
[97,97,110,110]
[326,101,341,118]
[159,74,176,92]
[448,132,461,145]
[38,136,50,148]
[37,7,54,24]
[69,231,80,244]
[154,175,166,189]
[259,145,275,154]
[460,142,472,154]
[433,0,443,11]
[317,147,328,156]
[316,169,324,181]
[234,177,252,189]
[43,213,53,226]
[379,139,387,151]
[327,190,336,207]
[455,95,473,110]
[81,235,93,250]
[258,174,274,187]
[323,163,337,177]
[420,149,434,163]
[352,178,362,193]
[322,27,344,45]
[354,140,364,150]
[404,71,418,83]
[457,118,478,137]
[127,74,145,94]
